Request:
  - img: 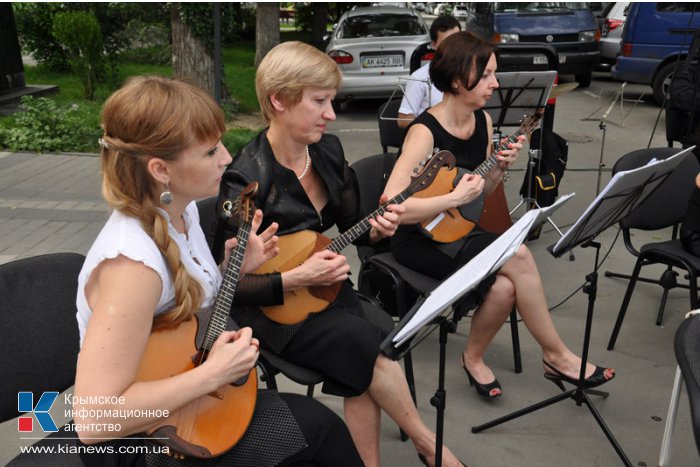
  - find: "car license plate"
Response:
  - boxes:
[533,55,548,65]
[361,55,403,68]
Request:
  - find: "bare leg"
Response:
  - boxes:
[350,354,463,467]
[462,275,514,384]
[498,245,613,380]
[344,393,381,467]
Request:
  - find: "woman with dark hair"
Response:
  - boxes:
[384,31,616,399]
[73,75,364,467]
[215,42,463,467]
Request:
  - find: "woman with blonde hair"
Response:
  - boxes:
[214,41,464,467]
[74,75,363,467]
[384,31,615,400]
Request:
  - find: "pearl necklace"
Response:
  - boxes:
[297,146,311,180]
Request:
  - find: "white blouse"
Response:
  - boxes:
[76,201,222,344]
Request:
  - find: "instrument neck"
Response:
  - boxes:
[328,190,408,253]
[202,221,251,351]
[472,130,524,177]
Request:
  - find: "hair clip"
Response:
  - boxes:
[98,138,109,149]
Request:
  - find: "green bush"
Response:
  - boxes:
[52,11,104,100]
[222,128,261,155]
[118,45,172,66]
[0,96,101,153]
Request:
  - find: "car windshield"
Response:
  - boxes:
[337,14,427,38]
[493,2,588,13]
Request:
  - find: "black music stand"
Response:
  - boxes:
[484,71,556,133]
[471,147,694,467]
[381,195,572,467]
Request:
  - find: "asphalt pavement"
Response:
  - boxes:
[1,72,699,466]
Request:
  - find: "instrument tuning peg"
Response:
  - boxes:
[413,167,419,174]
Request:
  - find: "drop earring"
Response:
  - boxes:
[160,183,173,205]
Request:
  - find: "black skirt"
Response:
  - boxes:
[234,282,389,397]
[391,225,500,313]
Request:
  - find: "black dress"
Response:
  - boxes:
[215,130,388,397]
[390,110,499,313]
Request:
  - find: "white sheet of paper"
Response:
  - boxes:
[551,147,694,256]
[393,194,573,347]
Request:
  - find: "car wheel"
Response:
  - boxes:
[653,62,677,106]
[575,72,592,88]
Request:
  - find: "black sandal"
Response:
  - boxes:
[543,359,615,389]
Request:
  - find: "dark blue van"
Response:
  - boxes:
[612,2,700,104]
[465,2,600,87]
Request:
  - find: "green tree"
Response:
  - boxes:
[52,11,103,99]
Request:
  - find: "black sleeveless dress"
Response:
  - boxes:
[390,110,500,312]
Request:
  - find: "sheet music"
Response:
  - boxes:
[393,194,573,347]
[551,147,694,255]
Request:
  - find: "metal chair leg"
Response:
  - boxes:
[657,288,671,325]
[608,259,644,350]
[509,307,522,374]
[659,366,684,467]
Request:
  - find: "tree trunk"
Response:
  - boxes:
[310,3,329,50]
[171,3,215,96]
[255,3,280,67]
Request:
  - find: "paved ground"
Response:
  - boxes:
[2,73,699,466]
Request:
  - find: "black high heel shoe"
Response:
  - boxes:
[543,359,615,389]
[460,355,501,398]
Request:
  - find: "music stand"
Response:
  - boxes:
[483,71,556,132]
[471,147,695,467]
[382,195,573,467]
[485,71,570,256]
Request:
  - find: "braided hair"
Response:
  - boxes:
[99,76,226,329]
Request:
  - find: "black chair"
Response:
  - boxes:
[352,153,523,388]
[606,148,700,350]
[674,311,700,460]
[1,253,85,466]
[377,99,407,153]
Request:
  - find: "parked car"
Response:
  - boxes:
[465,2,600,87]
[433,3,447,16]
[612,2,700,105]
[597,1,629,71]
[453,4,470,20]
[411,2,428,13]
[326,6,430,101]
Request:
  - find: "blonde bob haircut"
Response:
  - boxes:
[100,75,225,329]
[256,41,342,123]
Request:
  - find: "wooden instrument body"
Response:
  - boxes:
[413,166,483,243]
[251,151,456,324]
[255,230,341,325]
[412,110,541,243]
[135,312,257,458]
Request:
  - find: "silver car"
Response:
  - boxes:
[326,6,430,101]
